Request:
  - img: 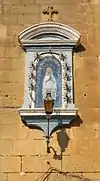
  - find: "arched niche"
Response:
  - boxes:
[18,22,81,136]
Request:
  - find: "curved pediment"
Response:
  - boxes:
[18,22,81,44]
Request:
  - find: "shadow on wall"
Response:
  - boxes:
[57,128,69,153]
[74,43,86,53]
[35,167,93,181]
[51,115,83,160]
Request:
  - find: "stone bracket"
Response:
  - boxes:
[19,108,78,136]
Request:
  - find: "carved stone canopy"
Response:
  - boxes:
[18,22,80,47]
[18,22,81,136]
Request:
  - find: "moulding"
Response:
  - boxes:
[18,22,81,43]
[20,40,77,48]
[19,108,78,136]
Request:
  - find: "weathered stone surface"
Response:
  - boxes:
[21,0,36,5]
[0,173,6,181]
[36,0,81,5]
[0,25,7,38]
[83,173,100,180]
[8,173,42,181]
[3,0,21,5]
[0,58,12,70]
[0,124,19,139]
[0,83,24,96]
[0,140,13,155]
[5,47,22,58]
[18,14,39,25]
[0,121,28,139]
[11,5,39,14]
[0,109,19,124]
[0,47,5,57]
[27,129,46,140]
[22,155,61,172]
[62,154,100,172]
[11,58,25,69]
[7,26,23,36]
[0,0,100,180]
[0,70,24,83]
[1,156,20,172]
[3,15,19,25]
[0,95,23,107]
[13,139,46,156]
[91,0,100,5]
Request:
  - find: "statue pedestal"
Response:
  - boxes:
[19,108,78,136]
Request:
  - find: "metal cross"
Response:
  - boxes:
[43,6,58,21]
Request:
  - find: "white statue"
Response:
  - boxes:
[42,67,57,100]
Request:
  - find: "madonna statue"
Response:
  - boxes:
[42,67,57,100]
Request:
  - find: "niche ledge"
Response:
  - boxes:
[19,108,78,136]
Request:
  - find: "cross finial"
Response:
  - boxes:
[43,6,58,21]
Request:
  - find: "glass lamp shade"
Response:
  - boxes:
[44,99,54,114]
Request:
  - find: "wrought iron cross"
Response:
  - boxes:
[43,6,58,21]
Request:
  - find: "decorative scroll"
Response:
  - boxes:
[28,54,37,108]
[61,59,67,108]
[66,62,73,103]
[59,52,73,105]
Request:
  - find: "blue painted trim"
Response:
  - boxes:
[21,114,77,136]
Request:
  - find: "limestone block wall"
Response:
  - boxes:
[0,0,100,181]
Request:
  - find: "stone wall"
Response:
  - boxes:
[0,0,100,181]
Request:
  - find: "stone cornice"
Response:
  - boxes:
[18,22,81,47]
